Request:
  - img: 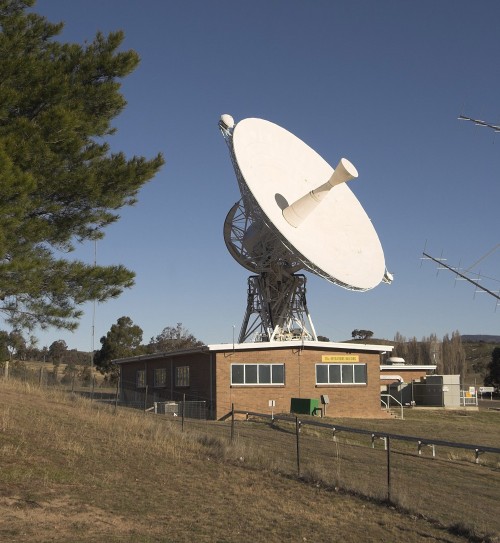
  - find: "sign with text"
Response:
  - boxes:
[479,387,494,393]
[322,355,359,362]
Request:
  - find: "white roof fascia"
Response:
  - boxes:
[381,375,404,382]
[380,365,437,371]
[206,341,393,353]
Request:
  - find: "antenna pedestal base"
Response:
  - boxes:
[239,273,318,343]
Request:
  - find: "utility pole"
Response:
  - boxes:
[90,240,97,399]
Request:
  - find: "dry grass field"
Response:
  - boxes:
[0,379,498,543]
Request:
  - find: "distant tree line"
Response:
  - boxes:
[0,331,89,365]
[391,331,466,380]
[0,319,203,385]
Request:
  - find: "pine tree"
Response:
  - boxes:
[0,1,164,330]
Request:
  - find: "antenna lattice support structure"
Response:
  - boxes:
[239,274,317,343]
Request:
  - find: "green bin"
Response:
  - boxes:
[290,397,319,415]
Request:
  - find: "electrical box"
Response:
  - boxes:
[290,398,319,415]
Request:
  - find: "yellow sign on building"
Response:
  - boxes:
[322,355,359,363]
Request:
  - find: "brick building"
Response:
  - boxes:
[115,340,393,419]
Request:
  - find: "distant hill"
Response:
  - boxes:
[462,335,500,343]
[342,338,394,346]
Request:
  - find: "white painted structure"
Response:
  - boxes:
[219,115,392,343]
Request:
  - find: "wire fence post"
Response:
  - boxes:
[386,435,391,503]
[182,393,185,432]
[295,416,301,478]
[231,403,235,443]
[114,376,120,413]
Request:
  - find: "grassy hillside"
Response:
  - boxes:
[0,379,497,543]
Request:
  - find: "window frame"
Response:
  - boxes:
[175,366,190,388]
[136,369,146,389]
[230,363,285,386]
[315,363,367,385]
[153,367,167,388]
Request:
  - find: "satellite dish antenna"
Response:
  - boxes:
[219,114,392,343]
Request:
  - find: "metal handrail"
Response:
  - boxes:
[381,393,404,419]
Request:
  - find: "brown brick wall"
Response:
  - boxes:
[214,347,383,420]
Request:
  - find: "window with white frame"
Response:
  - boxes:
[136,369,146,388]
[154,368,167,387]
[175,366,190,387]
[231,363,285,385]
[316,363,367,385]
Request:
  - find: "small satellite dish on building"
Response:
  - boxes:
[219,115,392,343]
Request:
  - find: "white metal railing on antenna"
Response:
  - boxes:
[381,394,404,419]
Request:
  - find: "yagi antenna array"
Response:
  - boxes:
[422,250,500,310]
[220,114,392,343]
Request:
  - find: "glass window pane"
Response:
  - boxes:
[154,368,166,387]
[316,365,328,384]
[182,366,190,386]
[329,365,341,384]
[342,365,354,383]
[245,365,258,384]
[354,364,367,383]
[272,364,284,384]
[175,366,189,387]
[259,365,271,384]
[232,365,244,384]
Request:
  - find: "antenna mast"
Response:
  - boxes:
[458,114,500,132]
[422,251,500,305]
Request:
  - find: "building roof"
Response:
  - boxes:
[380,364,437,371]
[113,340,393,365]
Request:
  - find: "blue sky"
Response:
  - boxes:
[26,0,500,350]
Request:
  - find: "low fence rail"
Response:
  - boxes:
[234,409,500,461]
[229,407,500,504]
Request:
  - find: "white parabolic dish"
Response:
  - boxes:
[232,118,386,291]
